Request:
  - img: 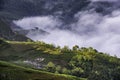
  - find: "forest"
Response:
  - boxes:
[0,39,120,80]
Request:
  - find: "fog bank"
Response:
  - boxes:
[14,10,120,57]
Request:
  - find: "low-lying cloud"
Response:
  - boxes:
[14,16,62,31]
[14,10,120,57]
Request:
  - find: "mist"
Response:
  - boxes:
[14,9,120,57]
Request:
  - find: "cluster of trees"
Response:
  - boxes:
[1,39,120,80]
[43,46,120,80]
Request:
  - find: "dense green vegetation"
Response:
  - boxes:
[0,0,120,80]
[44,47,120,80]
[0,39,120,80]
[0,61,82,80]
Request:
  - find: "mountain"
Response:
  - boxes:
[0,61,82,80]
[0,39,120,80]
[0,1,120,79]
[0,19,29,41]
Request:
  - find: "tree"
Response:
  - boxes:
[62,68,69,74]
[45,62,56,73]
[88,66,111,80]
[73,45,79,51]
[69,54,93,77]
[56,65,62,73]
[61,46,70,53]
[27,39,32,42]
[112,67,120,80]
[71,67,84,77]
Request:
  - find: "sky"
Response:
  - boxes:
[91,0,118,2]
[14,1,120,57]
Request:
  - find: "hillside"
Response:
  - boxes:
[0,61,82,80]
[0,39,120,80]
[0,19,29,41]
[0,0,120,80]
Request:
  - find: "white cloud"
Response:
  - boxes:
[14,10,120,57]
[14,16,62,32]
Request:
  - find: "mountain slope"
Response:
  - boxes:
[0,39,120,80]
[0,61,82,80]
[0,19,29,41]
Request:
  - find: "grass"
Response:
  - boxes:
[0,41,80,79]
[1,40,120,80]
[0,41,74,66]
[0,61,84,80]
